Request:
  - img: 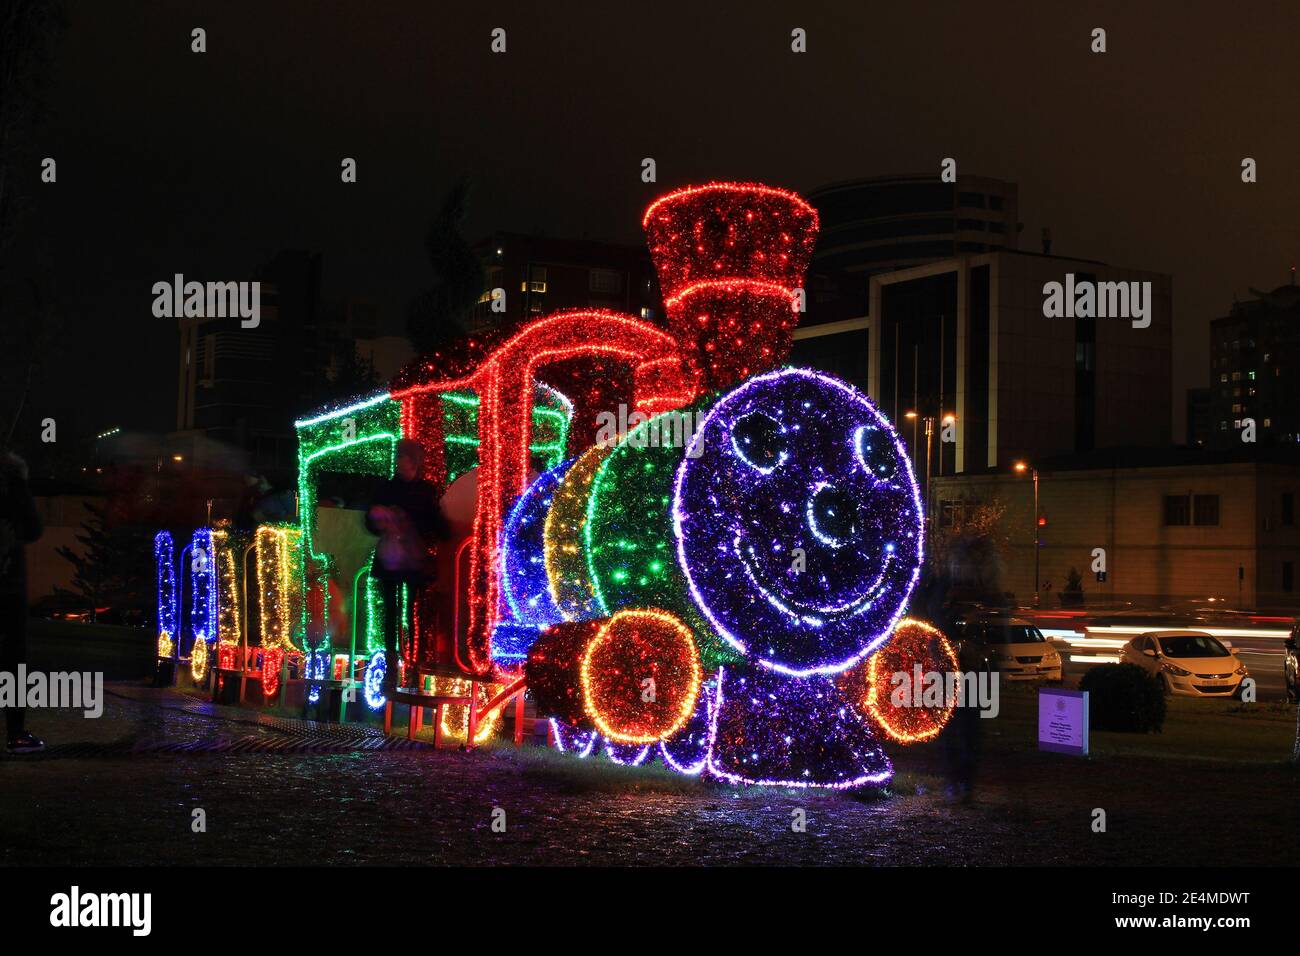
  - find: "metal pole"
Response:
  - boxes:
[925,417,934,534]
[1033,468,1041,606]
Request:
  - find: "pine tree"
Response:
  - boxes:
[405,179,486,354]
[55,503,151,624]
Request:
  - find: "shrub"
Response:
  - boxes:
[1078,663,1166,733]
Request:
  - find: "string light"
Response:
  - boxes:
[394,309,696,676]
[549,719,599,758]
[154,531,177,657]
[602,740,652,765]
[363,649,387,710]
[306,649,329,704]
[212,529,243,656]
[844,618,958,744]
[526,619,603,729]
[543,444,611,621]
[190,632,210,683]
[580,405,739,669]
[496,460,572,662]
[657,675,715,775]
[643,181,818,391]
[704,667,893,789]
[673,367,924,677]
[255,525,303,651]
[580,609,702,744]
[261,647,284,698]
[189,528,217,662]
[423,675,505,744]
[527,610,702,745]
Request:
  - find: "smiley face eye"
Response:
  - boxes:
[731,411,788,473]
[807,482,856,548]
[854,425,896,481]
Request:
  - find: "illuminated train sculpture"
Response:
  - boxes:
[152,182,957,787]
[480,182,944,787]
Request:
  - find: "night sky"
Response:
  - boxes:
[19,0,1300,440]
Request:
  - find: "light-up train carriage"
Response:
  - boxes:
[152,528,221,686]
[290,381,574,736]
[152,523,291,699]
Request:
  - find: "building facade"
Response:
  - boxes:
[867,251,1172,476]
[932,451,1300,610]
[1207,280,1300,448]
[467,233,663,332]
[792,174,1019,395]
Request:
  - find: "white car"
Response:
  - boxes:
[1120,630,1248,697]
[956,617,1063,681]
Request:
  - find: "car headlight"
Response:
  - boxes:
[1161,662,1191,677]
[1234,665,1247,676]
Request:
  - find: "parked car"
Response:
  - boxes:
[1119,630,1247,697]
[1285,628,1298,702]
[954,615,1063,681]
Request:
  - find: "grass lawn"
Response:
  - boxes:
[983,682,1296,765]
[26,618,155,680]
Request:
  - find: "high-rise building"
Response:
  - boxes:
[467,233,663,332]
[174,250,327,478]
[1186,387,1212,447]
[792,174,1020,390]
[1207,278,1300,447]
[868,251,1172,478]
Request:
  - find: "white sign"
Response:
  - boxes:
[1038,688,1089,756]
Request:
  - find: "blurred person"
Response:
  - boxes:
[366,440,449,694]
[0,450,45,754]
[234,474,270,530]
[942,636,985,803]
[915,564,982,802]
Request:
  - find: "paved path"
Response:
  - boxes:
[1,683,1295,866]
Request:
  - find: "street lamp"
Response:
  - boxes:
[1014,461,1040,606]
[909,412,956,534]
[904,411,919,466]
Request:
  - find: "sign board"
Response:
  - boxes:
[1038,688,1089,756]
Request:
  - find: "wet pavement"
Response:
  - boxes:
[2,683,1296,866]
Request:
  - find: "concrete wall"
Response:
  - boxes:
[27,496,104,602]
[931,463,1298,609]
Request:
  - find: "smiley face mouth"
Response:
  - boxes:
[732,532,894,625]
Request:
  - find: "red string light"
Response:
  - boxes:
[527,609,702,744]
[644,182,819,391]
[393,309,696,677]
[838,618,959,743]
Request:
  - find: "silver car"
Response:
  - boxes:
[1120,630,1247,697]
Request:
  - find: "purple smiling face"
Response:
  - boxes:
[673,368,924,676]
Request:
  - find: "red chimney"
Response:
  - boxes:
[643,182,819,392]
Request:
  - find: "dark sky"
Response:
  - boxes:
[23,0,1300,441]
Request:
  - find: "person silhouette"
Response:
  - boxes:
[366,440,449,694]
[0,450,45,754]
